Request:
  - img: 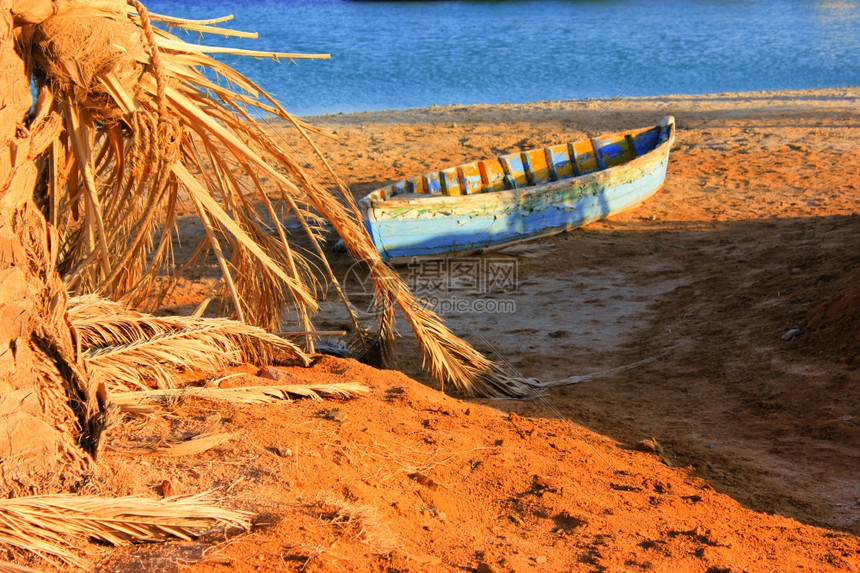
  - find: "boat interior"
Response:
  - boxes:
[370,121,670,201]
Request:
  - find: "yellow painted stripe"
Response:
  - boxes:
[479,158,507,192]
[406,175,426,194]
[440,167,462,196]
[522,148,551,184]
[545,144,572,179]
[572,140,599,173]
[459,163,483,195]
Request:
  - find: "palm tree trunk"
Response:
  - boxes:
[0,1,102,494]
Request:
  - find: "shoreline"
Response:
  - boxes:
[305,86,860,122]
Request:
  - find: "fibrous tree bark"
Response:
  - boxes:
[0,0,102,495]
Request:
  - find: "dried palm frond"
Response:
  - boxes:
[69,295,309,391]
[0,493,250,570]
[30,0,531,397]
[110,382,369,407]
[117,432,237,457]
[0,561,42,573]
[33,0,327,332]
[83,326,242,390]
[308,491,399,554]
[69,294,309,366]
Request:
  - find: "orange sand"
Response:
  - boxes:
[91,89,859,572]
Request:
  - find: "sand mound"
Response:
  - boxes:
[95,357,859,572]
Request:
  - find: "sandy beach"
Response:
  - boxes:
[95,88,859,572]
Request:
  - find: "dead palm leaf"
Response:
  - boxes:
[309,491,399,554]
[30,0,531,397]
[69,294,309,391]
[0,493,250,570]
[110,382,369,407]
[83,326,242,390]
[0,562,43,573]
[69,294,307,365]
[116,432,238,457]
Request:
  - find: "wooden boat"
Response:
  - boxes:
[359,116,675,263]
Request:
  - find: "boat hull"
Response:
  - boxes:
[361,118,674,263]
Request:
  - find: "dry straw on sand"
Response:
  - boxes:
[0,493,250,569]
[111,383,370,408]
[32,0,532,398]
[68,295,311,391]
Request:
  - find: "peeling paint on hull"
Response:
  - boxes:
[360,117,675,263]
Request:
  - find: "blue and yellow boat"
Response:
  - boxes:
[359,116,675,263]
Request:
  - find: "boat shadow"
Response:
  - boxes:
[388,213,860,536]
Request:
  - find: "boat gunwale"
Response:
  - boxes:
[360,116,675,211]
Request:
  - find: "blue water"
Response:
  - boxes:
[143,0,860,116]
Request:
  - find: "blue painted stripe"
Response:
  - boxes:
[424,172,442,194]
[545,147,567,181]
[406,176,424,194]
[499,154,526,189]
[522,153,536,185]
[591,138,607,170]
[567,143,582,176]
[393,180,409,195]
[632,129,658,156]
